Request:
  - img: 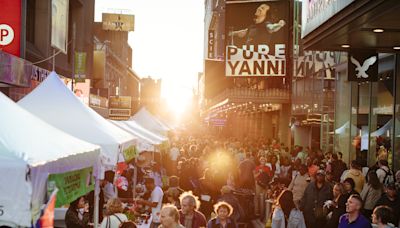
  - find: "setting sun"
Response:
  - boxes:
[163,84,191,119]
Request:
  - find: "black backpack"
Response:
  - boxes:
[257,171,271,189]
[381,167,394,185]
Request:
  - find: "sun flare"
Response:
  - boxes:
[164,86,191,119]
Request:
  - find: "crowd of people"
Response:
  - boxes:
[64,136,400,228]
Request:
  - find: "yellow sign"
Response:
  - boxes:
[102,13,134,32]
[109,96,131,109]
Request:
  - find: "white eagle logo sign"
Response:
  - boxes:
[350,56,377,79]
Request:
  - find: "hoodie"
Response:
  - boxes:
[341,169,365,193]
[272,207,306,228]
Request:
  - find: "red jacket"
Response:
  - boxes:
[179,210,207,228]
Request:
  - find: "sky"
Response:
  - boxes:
[95,0,205,114]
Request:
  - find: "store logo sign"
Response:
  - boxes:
[0,24,14,46]
[350,56,377,79]
[348,51,378,82]
[0,1,21,56]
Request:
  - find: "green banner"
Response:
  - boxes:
[48,167,94,207]
[123,145,138,162]
[74,52,87,79]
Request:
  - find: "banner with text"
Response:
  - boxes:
[48,167,94,207]
[225,1,289,77]
[74,52,87,80]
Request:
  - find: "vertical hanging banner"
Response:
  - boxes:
[348,50,378,82]
[0,0,21,57]
[48,167,94,207]
[208,30,215,59]
[74,52,87,80]
[225,1,289,77]
[51,0,69,53]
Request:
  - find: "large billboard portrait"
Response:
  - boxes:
[225,1,289,77]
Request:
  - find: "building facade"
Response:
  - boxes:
[92,22,140,118]
[0,0,95,101]
[139,76,162,114]
[291,1,337,153]
[202,0,291,145]
[300,0,400,168]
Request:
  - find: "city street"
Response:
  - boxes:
[1,0,400,228]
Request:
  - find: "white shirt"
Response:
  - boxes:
[170,147,180,161]
[272,207,306,228]
[149,186,164,223]
[148,171,163,188]
[103,182,116,202]
[100,213,128,228]
[377,166,389,183]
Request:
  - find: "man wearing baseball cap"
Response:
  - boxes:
[375,183,400,225]
[300,169,333,228]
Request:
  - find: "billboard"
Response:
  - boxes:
[225,1,289,77]
[102,13,135,32]
[51,0,69,53]
[0,0,21,57]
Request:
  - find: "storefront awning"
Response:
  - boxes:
[301,0,400,52]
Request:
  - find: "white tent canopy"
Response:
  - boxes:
[110,120,167,152]
[18,72,136,166]
[130,107,170,136]
[0,92,101,227]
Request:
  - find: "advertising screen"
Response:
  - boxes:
[225,1,289,77]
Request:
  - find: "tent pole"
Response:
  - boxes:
[94,177,100,228]
[133,159,137,199]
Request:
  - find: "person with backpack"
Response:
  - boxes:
[253,156,272,217]
[100,198,128,228]
[376,160,394,185]
[207,202,237,228]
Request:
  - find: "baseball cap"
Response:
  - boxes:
[316,170,326,176]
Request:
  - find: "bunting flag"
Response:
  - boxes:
[38,188,58,228]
